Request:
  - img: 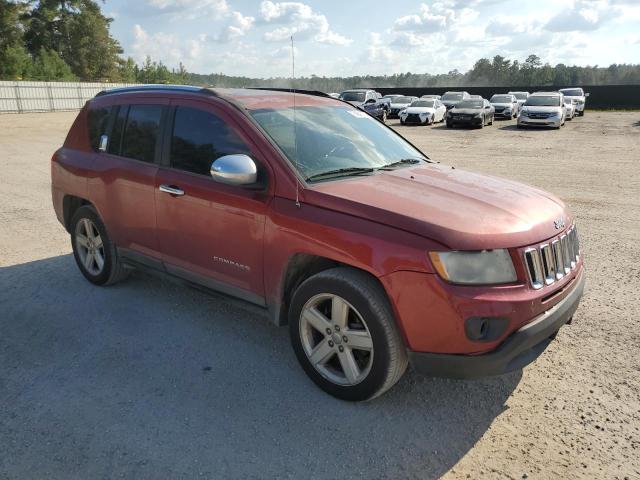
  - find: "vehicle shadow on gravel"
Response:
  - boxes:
[0,255,521,480]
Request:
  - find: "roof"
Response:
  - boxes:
[94,84,343,110]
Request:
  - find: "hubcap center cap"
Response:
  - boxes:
[331,333,342,345]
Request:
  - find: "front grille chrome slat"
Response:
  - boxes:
[523,224,581,289]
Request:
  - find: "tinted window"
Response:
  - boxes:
[108,105,127,155]
[171,107,250,176]
[120,105,163,163]
[87,106,112,151]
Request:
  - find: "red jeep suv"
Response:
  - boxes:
[51,86,585,401]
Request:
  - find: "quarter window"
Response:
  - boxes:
[170,107,250,176]
[87,106,112,151]
[120,105,163,163]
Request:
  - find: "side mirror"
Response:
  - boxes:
[210,154,257,186]
[585,92,590,97]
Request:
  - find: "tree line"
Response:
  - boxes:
[1,0,639,88]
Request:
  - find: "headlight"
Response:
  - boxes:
[419,112,428,117]
[475,112,483,117]
[520,109,529,116]
[428,250,517,285]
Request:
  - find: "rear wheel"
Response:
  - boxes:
[289,268,407,401]
[70,205,129,286]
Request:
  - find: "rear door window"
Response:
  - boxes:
[120,105,163,163]
[170,106,250,176]
[107,105,127,155]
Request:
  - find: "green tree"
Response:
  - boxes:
[30,47,76,80]
[23,0,123,81]
[0,0,30,79]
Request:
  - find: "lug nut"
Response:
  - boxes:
[334,325,340,332]
[328,340,334,347]
[338,346,344,352]
[343,336,348,343]
[326,328,332,335]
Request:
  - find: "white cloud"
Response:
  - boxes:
[144,0,230,18]
[259,1,352,46]
[393,2,479,34]
[544,0,614,32]
[216,11,255,42]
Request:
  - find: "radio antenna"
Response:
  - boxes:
[291,35,300,208]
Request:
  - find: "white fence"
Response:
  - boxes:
[0,81,140,114]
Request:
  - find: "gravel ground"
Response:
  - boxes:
[0,111,639,480]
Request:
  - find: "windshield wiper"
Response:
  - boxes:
[305,167,376,182]
[379,158,424,170]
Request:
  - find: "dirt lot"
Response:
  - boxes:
[1,111,639,479]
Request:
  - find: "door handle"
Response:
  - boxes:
[159,184,185,196]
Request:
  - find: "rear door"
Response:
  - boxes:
[89,98,168,261]
[154,99,271,304]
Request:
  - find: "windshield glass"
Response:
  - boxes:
[339,92,365,102]
[410,100,434,108]
[560,89,583,97]
[511,92,528,100]
[524,96,561,107]
[250,106,426,181]
[491,95,513,103]
[456,100,483,109]
[441,93,463,101]
[393,96,414,104]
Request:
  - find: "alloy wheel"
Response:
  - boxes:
[75,218,105,276]
[299,293,374,386]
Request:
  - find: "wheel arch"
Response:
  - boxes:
[62,195,93,233]
[270,253,391,328]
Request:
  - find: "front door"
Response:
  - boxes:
[154,99,271,305]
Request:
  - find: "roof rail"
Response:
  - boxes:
[247,87,331,98]
[95,84,217,98]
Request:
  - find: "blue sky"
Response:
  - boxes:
[103,0,640,77]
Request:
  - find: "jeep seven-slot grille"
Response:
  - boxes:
[524,226,580,289]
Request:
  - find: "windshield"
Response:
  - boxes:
[524,96,561,107]
[560,88,583,97]
[339,92,365,102]
[250,106,426,181]
[456,100,483,109]
[491,95,513,103]
[511,92,528,100]
[410,100,434,108]
[441,93,463,101]
[393,96,414,104]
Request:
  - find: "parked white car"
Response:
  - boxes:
[399,99,447,125]
[518,92,567,129]
[508,91,530,110]
[558,88,589,116]
[420,94,441,100]
[564,97,577,120]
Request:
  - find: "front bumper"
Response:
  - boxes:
[447,116,483,126]
[408,269,585,379]
[518,116,562,128]
[401,116,429,125]
[495,110,513,118]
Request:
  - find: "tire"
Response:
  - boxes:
[489,115,494,125]
[70,205,130,286]
[446,121,452,128]
[289,267,408,401]
[479,116,485,128]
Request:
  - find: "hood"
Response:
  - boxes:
[305,163,569,250]
[450,108,483,114]
[402,106,435,114]
[442,100,461,106]
[491,102,513,108]
[390,102,412,109]
[522,105,562,113]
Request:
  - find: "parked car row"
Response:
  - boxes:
[333,87,589,130]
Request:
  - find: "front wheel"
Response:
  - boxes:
[289,268,407,401]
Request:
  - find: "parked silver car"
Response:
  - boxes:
[563,97,577,120]
[518,92,566,129]
[508,91,530,110]
[490,94,520,119]
[558,88,589,116]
